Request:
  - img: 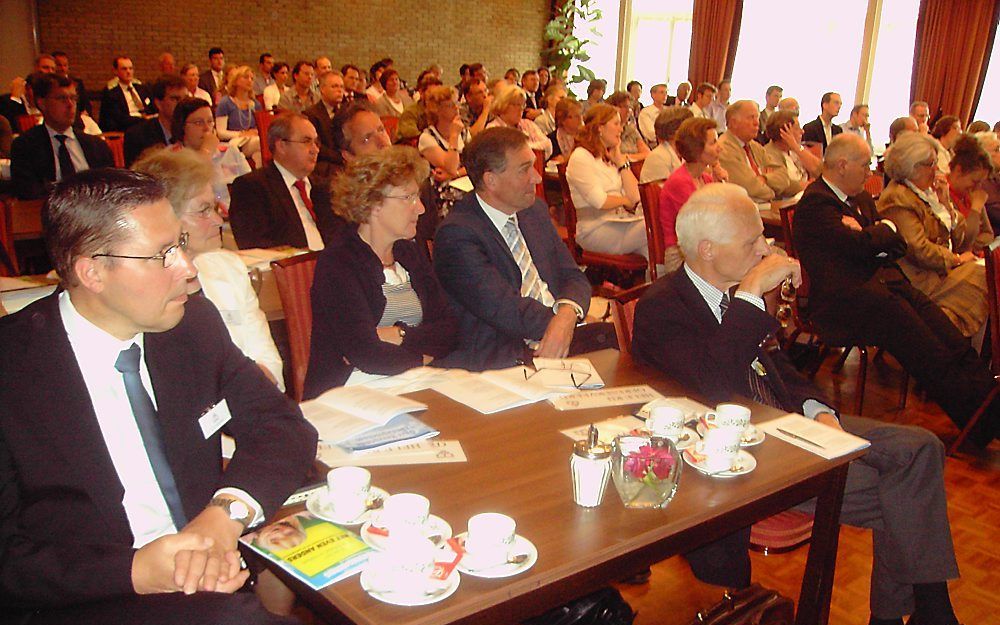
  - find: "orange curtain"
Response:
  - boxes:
[687,0,744,87]
[911,0,1000,124]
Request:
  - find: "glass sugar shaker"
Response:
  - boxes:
[571,424,612,507]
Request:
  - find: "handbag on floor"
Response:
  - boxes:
[687,584,794,625]
[523,587,636,625]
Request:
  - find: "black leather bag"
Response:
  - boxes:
[523,587,636,625]
[687,584,795,625]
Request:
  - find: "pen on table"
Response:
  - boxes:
[776,427,826,449]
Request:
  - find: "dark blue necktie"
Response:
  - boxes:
[54,134,75,180]
[114,343,188,529]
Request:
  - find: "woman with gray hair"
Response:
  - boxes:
[877,132,988,339]
[132,147,285,388]
[486,84,552,159]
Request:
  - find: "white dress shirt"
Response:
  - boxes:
[120,82,145,117]
[273,161,324,251]
[59,292,263,547]
[638,104,664,145]
[46,125,90,181]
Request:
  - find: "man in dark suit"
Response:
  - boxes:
[229,113,343,250]
[434,127,590,371]
[124,74,187,166]
[0,169,315,624]
[52,50,92,117]
[303,71,345,180]
[632,182,964,625]
[100,56,155,132]
[199,47,226,104]
[794,133,997,445]
[801,91,843,153]
[11,73,115,199]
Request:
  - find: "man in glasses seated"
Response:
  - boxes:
[632,182,965,625]
[229,112,344,251]
[434,127,591,371]
[11,72,114,199]
[0,168,317,624]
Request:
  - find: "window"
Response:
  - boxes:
[973,30,1000,125]
[624,0,694,106]
[730,0,869,123]
[866,0,921,150]
[568,0,622,99]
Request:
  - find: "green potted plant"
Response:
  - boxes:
[542,0,603,87]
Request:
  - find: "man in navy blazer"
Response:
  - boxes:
[11,73,114,199]
[99,56,155,132]
[632,183,963,625]
[434,127,590,371]
[801,91,843,152]
[0,169,314,624]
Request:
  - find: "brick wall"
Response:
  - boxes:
[37,0,549,92]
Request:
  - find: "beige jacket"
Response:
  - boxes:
[718,132,779,202]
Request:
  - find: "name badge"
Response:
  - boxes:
[199,399,232,439]
[219,309,242,325]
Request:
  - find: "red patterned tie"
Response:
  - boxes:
[743,144,761,176]
[292,179,317,221]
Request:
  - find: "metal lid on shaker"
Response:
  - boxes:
[574,424,611,459]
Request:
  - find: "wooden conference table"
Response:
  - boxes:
[266,349,864,625]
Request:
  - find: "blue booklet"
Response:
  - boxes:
[336,413,439,453]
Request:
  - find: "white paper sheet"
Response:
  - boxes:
[758,413,871,459]
[549,385,664,411]
[559,415,646,445]
[317,439,466,467]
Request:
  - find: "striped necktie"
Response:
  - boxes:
[719,290,782,409]
[503,216,555,307]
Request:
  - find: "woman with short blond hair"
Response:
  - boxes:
[486,84,551,159]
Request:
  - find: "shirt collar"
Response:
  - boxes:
[59,290,144,367]
[476,193,517,234]
[45,124,77,140]
[821,176,850,203]
[683,263,726,324]
[273,161,309,192]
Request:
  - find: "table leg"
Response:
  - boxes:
[795,463,848,625]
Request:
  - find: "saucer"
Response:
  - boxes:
[306,486,390,526]
[682,449,757,478]
[361,514,453,551]
[636,398,707,423]
[454,533,538,579]
[696,422,766,447]
[360,568,460,606]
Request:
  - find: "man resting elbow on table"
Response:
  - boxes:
[0,169,315,625]
[433,127,591,371]
[631,183,963,625]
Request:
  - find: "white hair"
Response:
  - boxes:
[675,183,755,259]
[883,132,937,182]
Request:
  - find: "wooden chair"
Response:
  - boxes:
[532,149,546,200]
[555,163,647,277]
[100,132,125,168]
[947,242,1000,454]
[17,114,41,133]
[270,252,319,402]
[255,94,266,109]
[780,204,908,415]
[0,196,20,276]
[629,159,643,180]
[380,116,399,142]
[638,181,664,280]
[610,282,650,355]
[863,172,884,199]
[255,110,275,166]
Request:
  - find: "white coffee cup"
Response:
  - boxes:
[696,426,742,472]
[365,535,437,593]
[379,493,430,534]
[648,406,685,440]
[326,466,371,520]
[464,513,516,567]
[704,403,751,433]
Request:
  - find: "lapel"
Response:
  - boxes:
[466,195,521,279]
[23,294,133,540]
[32,126,57,181]
[265,163,306,236]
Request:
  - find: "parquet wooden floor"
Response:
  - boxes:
[617,348,1000,625]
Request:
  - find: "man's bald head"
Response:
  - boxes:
[823,133,872,195]
[778,97,799,115]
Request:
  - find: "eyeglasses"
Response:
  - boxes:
[189,202,220,219]
[385,192,420,205]
[358,127,388,146]
[47,95,79,104]
[185,118,215,128]
[521,363,593,389]
[281,137,321,147]
[92,232,189,269]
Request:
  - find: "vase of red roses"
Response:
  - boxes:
[610,435,681,509]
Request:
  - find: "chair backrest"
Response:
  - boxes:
[101,132,125,168]
[255,110,275,166]
[985,243,1000,374]
[778,203,814,325]
[270,252,319,401]
[381,116,399,142]
[629,159,644,180]
[555,162,580,261]
[255,94,265,109]
[0,197,19,276]
[532,149,546,200]
[779,204,797,258]
[611,282,651,355]
[863,172,884,199]
[638,181,664,280]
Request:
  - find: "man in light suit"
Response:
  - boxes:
[718,100,783,203]
[99,56,155,132]
[0,168,315,624]
[433,127,590,371]
[632,182,966,625]
[11,73,114,199]
[229,113,344,250]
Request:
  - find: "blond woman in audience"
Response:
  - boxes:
[419,85,470,218]
[180,63,213,105]
[171,97,250,213]
[215,65,262,167]
[565,103,647,258]
[486,84,551,159]
[878,132,988,338]
[262,61,290,111]
[547,97,582,164]
[372,69,414,119]
[133,147,284,388]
